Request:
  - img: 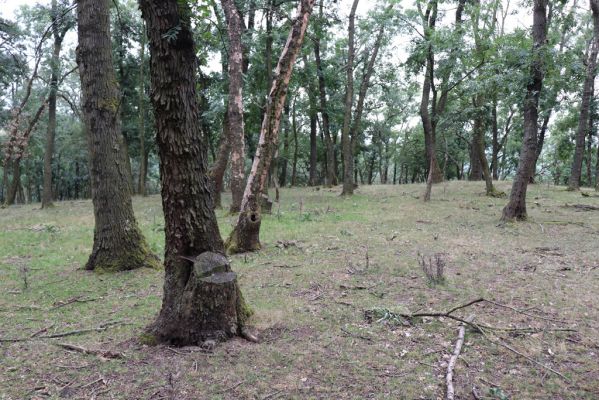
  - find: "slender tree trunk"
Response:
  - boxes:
[341,0,359,196]
[472,96,497,195]
[502,0,547,221]
[226,0,315,253]
[291,102,298,186]
[221,0,246,213]
[314,21,335,186]
[42,0,68,208]
[210,112,230,209]
[569,0,599,190]
[139,0,251,346]
[138,22,148,196]
[279,102,290,187]
[308,111,318,186]
[77,0,157,271]
[419,2,443,185]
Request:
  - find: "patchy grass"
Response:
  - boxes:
[1,181,599,399]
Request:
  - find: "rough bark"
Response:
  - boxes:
[502,0,547,221]
[340,0,359,196]
[139,0,250,346]
[77,0,157,272]
[226,0,315,253]
[569,0,599,190]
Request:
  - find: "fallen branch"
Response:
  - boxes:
[446,315,474,400]
[398,298,576,334]
[0,320,127,342]
[54,342,123,359]
[477,324,570,382]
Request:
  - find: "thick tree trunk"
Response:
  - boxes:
[222,0,246,213]
[569,0,599,191]
[139,0,250,346]
[77,0,157,272]
[340,0,359,196]
[226,0,315,253]
[502,0,547,221]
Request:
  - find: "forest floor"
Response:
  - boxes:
[1,181,599,399]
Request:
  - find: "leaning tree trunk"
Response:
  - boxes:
[221,0,246,213]
[502,0,547,221]
[568,0,599,191]
[340,0,359,196]
[139,0,251,346]
[77,0,158,272]
[226,0,315,253]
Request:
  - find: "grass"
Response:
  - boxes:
[1,181,599,399]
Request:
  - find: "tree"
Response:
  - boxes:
[138,0,251,345]
[42,0,74,208]
[340,0,359,196]
[501,0,548,221]
[225,0,315,253]
[568,0,599,191]
[76,0,157,271]
[221,0,246,213]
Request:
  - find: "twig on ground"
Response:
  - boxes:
[54,342,123,359]
[340,326,373,342]
[0,320,128,342]
[216,380,246,394]
[446,315,474,400]
[398,298,576,335]
[476,324,570,382]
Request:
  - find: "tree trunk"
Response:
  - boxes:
[210,112,231,209]
[291,102,298,186]
[77,0,157,272]
[139,0,251,346]
[279,102,290,187]
[314,19,335,186]
[472,96,498,196]
[222,0,246,213]
[308,111,318,186]
[419,2,443,185]
[502,0,547,221]
[42,0,68,208]
[568,0,599,191]
[226,0,315,253]
[340,0,359,196]
[138,22,147,196]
